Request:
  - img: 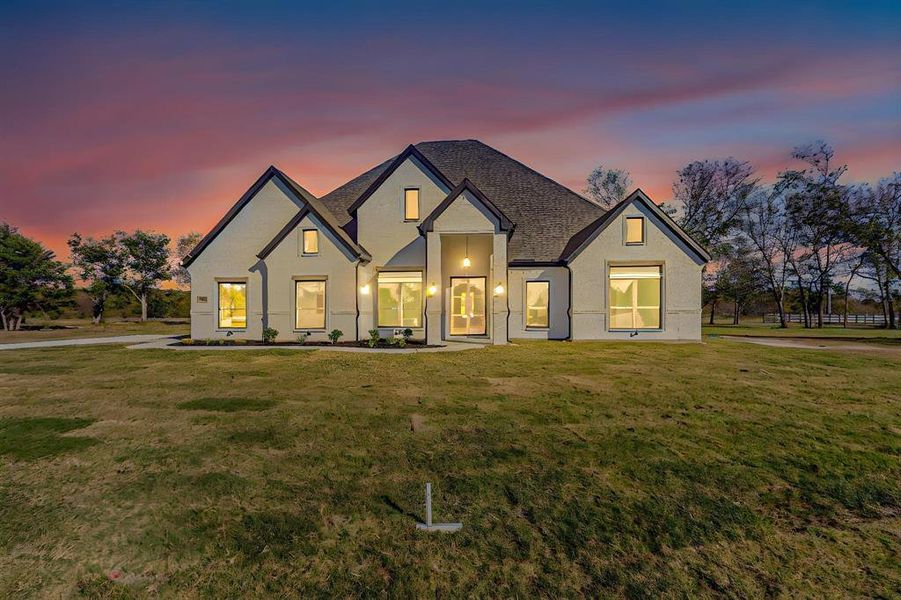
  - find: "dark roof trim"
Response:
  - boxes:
[559,189,711,263]
[182,166,281,268]
[183,166,370,268]
[346,144,454,215]
[256,208,309,260]
[274,169,371,262]
[508,260,566,267]
[418,178,515,234]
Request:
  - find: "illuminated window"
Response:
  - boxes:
[218,282,246,329]
[302,229,319,255]
[378,271,422,327]
[295,280,325,329]
[525,281,549,328]
[625,217,644,244]
[609,266,661,330]
[404,188,420,221]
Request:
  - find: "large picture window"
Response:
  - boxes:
[525,281,549,328]
[218,282,246,329]
[378,271,422,327]
[609,266,661,330]
[295,280,326,329]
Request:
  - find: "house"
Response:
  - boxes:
[182,140,709,344]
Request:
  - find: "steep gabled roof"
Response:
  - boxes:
[559,189,711,263]
[320,140,604,262]
[346,144,454,214]
[419,178,514,234]
[182,166,368,268]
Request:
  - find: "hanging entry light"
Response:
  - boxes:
[462,236,471,268]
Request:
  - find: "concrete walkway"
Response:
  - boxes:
[127,337,485,353]
[0,334,176,351]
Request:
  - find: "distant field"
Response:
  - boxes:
[705,320,901,340]
[0,339,898,597]
[0,319,188,343]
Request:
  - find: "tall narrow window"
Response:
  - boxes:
[625,217,644,244]
[378,271,423,327]
[302,229,319,255]
[218,282,246,329]
[404,188,420,221]
[525,281,550,328]
[609,266,661,330]
[295,280,326,329]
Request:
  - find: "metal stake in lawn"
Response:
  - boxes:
[416,483,462,532]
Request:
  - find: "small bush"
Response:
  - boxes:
[262,327,278,344]
[296,332,310,345]
[368,329,380,348]
[328,329,343,344]
[402,328,414,341]
[392,336,406,348]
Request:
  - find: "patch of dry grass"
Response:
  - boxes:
[0,319,188,343]
[0,339,898,597]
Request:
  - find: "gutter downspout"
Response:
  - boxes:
[565,263,573,341]
[354,260,360,342]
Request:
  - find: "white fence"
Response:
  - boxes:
[763,313,887,325]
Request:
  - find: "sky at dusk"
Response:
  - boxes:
[1,1,899,261]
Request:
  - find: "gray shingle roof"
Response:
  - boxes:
[320,139,605,262]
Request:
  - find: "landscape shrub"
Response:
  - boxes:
[262,327,278,344]
[367,329,380,348]
[328,329,343,344]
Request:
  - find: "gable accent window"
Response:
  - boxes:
[525,281,550,329]
[609,265,662,330]
[295,280,326,329]
[218,282,247,329]
[378,271,422,327]
[302,229,319,255]
[404,188,420,221]
[625,216,644,245]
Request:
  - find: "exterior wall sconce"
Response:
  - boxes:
[494,283,505,295]
[427,283,438,296]
[360,284,370,295]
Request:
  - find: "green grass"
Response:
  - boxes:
[0,340,898,597]
[0,417,98,460]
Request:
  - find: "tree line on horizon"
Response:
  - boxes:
[1,140,898,331]
[586,141,900,329]
[0,225,200,331]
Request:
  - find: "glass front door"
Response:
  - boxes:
[449,277,487,336]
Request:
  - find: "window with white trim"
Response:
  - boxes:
[625,217,644,244]
[218,282,247,329]
[525,281,549,328]
[295,280,326,329]
[377,271,422,327]
[302,229,319,255]
[609,266,661,329]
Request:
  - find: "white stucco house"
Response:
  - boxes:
[182,140,709,344]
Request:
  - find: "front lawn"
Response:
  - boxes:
[0,319,189,343]
[0,340,898,597]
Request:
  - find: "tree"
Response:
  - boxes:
[584,165,632,209]
[172,232,201,289]
[711,244,766,325]
[663,158,759,254]
[740,189,797,327]
[116,230,172,322]
[845,174,900,279]
[0,223,73,331]
[777,141,852,328]
[68,233,125,324]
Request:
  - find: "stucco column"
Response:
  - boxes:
[425,232,443,344]
[491,232,508,344]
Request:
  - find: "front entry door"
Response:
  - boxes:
[450,277,487,336]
